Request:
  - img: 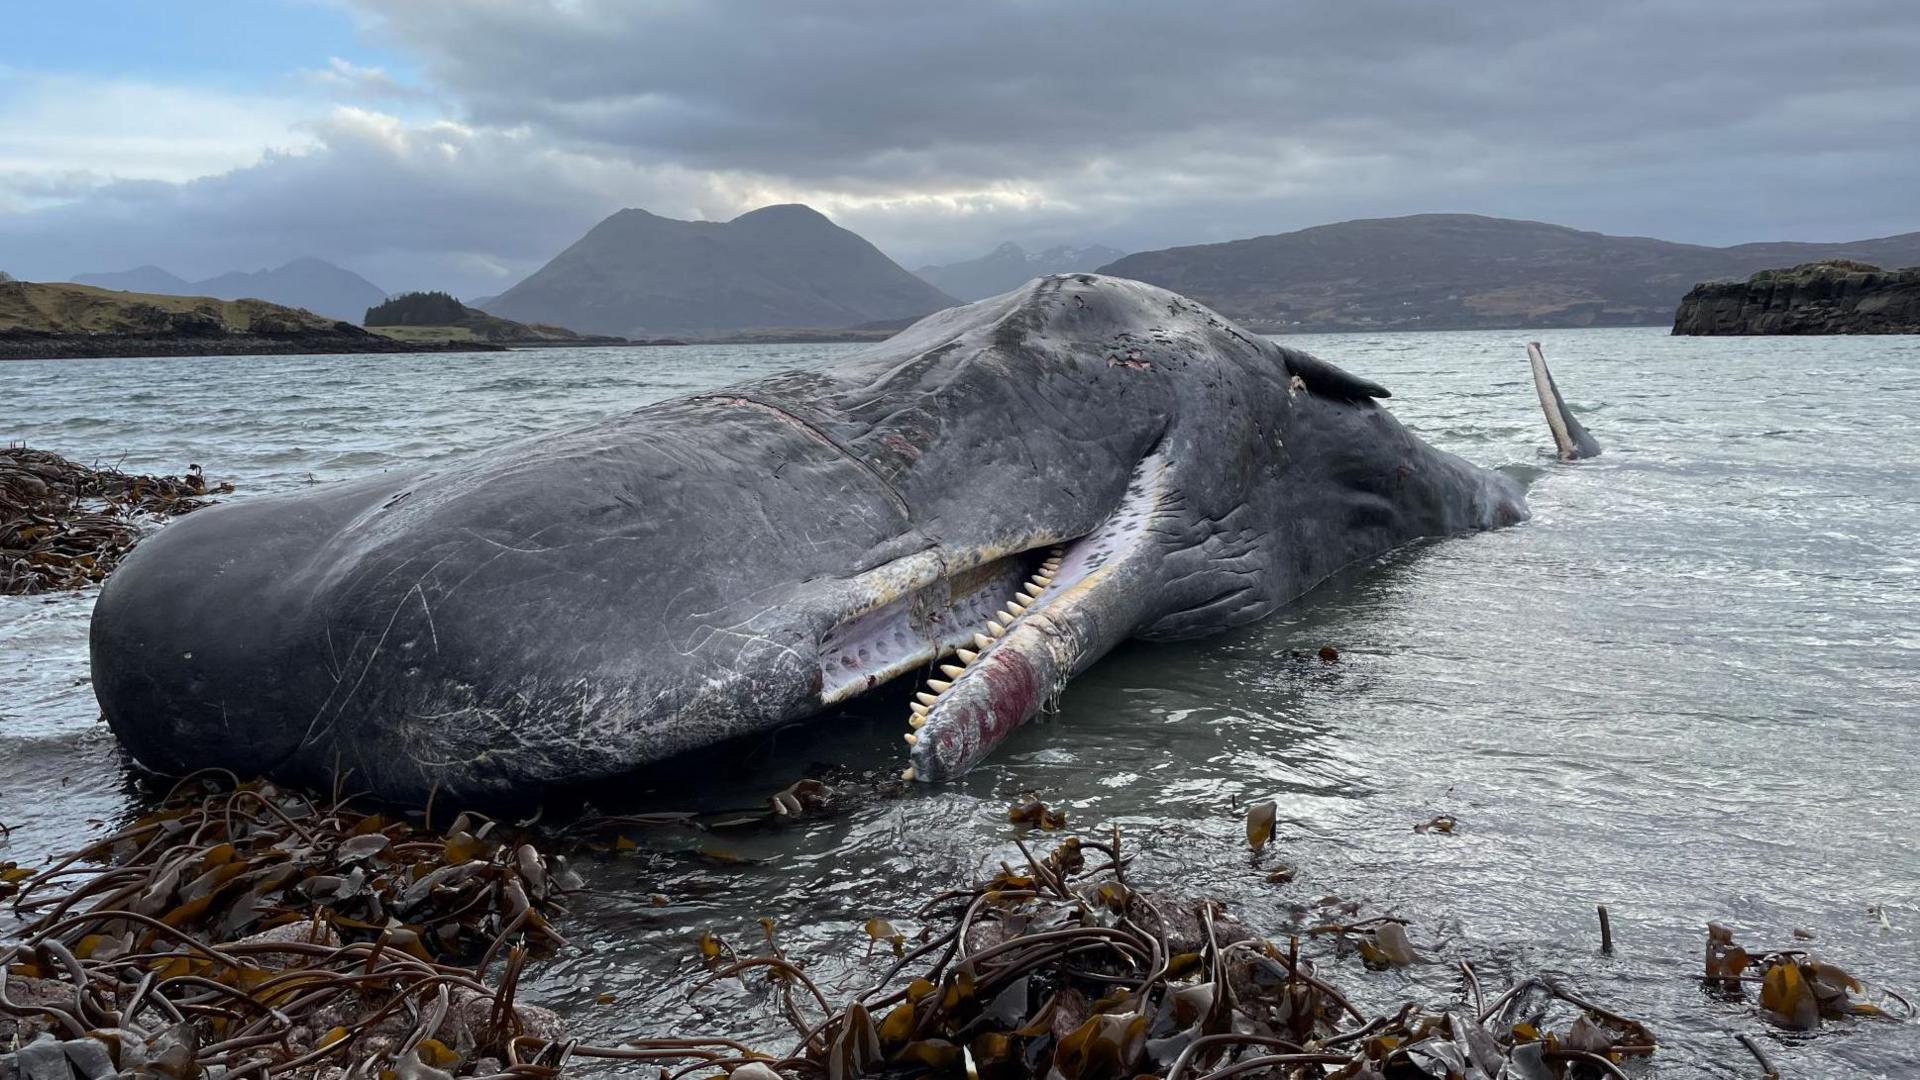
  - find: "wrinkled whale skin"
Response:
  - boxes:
[93,275,1540,802]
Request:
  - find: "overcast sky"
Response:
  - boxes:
[3,0,1917,298]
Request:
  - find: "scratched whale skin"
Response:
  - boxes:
[90,274,1596,803]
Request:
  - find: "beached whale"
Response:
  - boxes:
[91,275,1597,802]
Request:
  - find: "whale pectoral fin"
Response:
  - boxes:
[903,454,1175,782]
[1283,348,1392,400]
[1527,342,1602,460]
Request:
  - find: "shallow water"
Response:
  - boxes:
[3,329,1917,1076]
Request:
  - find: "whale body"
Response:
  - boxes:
[91,275,1595,802]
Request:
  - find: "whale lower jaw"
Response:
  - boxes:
[904,452,1174,782]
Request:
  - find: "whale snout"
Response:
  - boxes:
[91,478,409,780]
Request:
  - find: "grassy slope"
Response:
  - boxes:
[368,324,483,343]
[0,280,343,335]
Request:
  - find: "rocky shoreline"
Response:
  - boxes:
[0,327,505,360]
[1672,259,1920,335]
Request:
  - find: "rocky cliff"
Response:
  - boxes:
[1671,260,1920,335]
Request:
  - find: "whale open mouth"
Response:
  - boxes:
[809,452,1175,783]
[896,544,1065,780]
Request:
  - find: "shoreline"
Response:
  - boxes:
[0,332,509,361]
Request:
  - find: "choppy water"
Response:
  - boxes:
[3,329,1917,1076]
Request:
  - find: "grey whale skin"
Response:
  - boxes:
[92,275,1595,803]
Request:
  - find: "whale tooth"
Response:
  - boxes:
[1008,602,1028,615]
[956,648,979,664]
[998,607,1016,620]
[973,633,993,649]
[940,664,965,679]
[987,620,1006,636]
[910,700,929,715]
[1015,591,1036,604]
[916,692,938,706]
[1035,572,1054,583]
[927,678,951,692]
[902,766,916,781]
[903,732,918,745]
[909,713,926,728]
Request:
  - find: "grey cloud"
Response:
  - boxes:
[0,114,700,296]
[357,1,1920,187]
[3,1,1917,294]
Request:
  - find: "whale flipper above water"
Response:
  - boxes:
[1528,341,1602,460]
[92,275,1596,803]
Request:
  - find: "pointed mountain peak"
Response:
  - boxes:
[485,204,954,337]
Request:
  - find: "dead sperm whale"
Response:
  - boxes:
[91,274,1597,802]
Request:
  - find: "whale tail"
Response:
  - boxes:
[1526,341,1601,460]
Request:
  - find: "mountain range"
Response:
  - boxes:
[65,211,1920,342]
[71,258,387,323]
[484,204,957,337]
[1096,214,1920,332]
[916,242,1127,301]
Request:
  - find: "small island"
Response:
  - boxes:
[1672,259,1920,335]
[363,290,649,347]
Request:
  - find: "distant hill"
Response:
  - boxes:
[0,279,484,359]
[916,242,1127,300]
[70,264,192,296]
[485,203,959,337]
[364,290,630,346]
[72,258,387,322]
[1096,214,1920,332]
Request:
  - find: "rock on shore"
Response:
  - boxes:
[1672,259,1920,335]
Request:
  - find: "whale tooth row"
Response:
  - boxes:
[903,545,1073,774]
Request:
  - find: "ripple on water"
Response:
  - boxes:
[1,331,1917,1075]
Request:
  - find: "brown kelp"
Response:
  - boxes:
[2,773,571,1076]
[0,446,230,595]
[4,777,1912,1078]
[644,827,1661,1080]
[1703,923,1912,1031]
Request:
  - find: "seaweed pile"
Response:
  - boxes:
[1,775,572,1077]
[4,780,1911,1078]
[635,822,1660,1080]
[0,447,229,595]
